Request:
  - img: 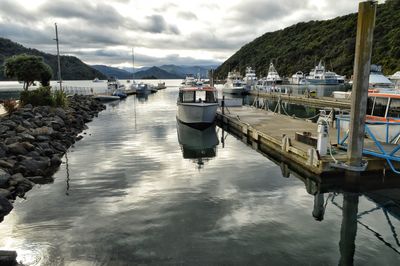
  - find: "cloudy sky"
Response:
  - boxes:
[0,0,384,68]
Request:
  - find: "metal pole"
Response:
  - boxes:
[54,23,62,91]
[347,1,377,167]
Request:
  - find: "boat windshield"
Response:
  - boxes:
[387,98,400,118]
[179,90,217,103]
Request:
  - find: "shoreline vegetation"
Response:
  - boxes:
[0,94,106,222]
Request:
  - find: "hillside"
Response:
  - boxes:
[0,38,106,80]
[215,0,400,79]
[134,66,181,79]
[92,65,133,79]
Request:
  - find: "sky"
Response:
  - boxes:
[0,0,386,68]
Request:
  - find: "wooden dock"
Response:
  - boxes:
[217,106,391,177]
[249,91,351,109]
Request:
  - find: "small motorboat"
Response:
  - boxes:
[176,85,218,129]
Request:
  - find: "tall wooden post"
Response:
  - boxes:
[347,1,377,167]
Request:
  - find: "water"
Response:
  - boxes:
[0,81,400,265]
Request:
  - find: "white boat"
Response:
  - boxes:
[266,62,282,84]
[223,71,247,94]
[182,74,197,87]
[157,82,166,90]
[107,77,125,90]
[369,65,395,89]
[136,82,151,94]
[306,61,340,85]
[243,67,257,89]
[290,71,306,85]
[93,94,120,102]
[338,92,400,143]
[177,86,218,128]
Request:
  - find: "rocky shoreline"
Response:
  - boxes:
[0,95,105,222]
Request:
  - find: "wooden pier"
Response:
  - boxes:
[216,106,393,177]
[249,90,351,109]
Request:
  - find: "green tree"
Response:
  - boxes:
[3,54,53,90]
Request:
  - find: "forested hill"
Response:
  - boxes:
[0,38,107,80]
[215,0,400,79]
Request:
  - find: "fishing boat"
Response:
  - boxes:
[223,71,247,94]
[136,82,151,95]
[176,86,218,128]
[389,71,400,87]
[157,82,167,90]
[92,77,103,83]
[306,61,340,85]
[182,74,197,87]
[266,62,283,84]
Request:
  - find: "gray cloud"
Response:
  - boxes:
[177,11,198,20]
[141,15,180,34]
[0,0,38,23]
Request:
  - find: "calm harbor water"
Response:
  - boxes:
[0,81,400,265]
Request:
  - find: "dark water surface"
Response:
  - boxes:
[1,87,400,265]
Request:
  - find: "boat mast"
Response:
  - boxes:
[54,23,62,91]
[132,48,135,81]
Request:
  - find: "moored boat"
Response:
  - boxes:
[157,82,167,90]
[266,62,282,84]
[176,86,218,128]
[243,67,257,89]
[306,61,340,85]
[290,71,306,85]
[223,71,247,95]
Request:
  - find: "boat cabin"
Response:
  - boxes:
[178,87,218,104]
[367,93,400,120]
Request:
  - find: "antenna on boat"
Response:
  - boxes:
[54,23,62,91]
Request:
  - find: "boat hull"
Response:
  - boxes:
[177,102,218,128]
[223,87,247,95]
[306,78,339,85]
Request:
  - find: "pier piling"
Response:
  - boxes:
[347,1,377,168]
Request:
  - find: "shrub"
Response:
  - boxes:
[53,89,68,107]
[3,99,18,114]
[20,86,54,107]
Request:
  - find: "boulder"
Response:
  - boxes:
[15,125,28,133]
[36,135,50,142]
[0,169,11,188]
[0,196,13,217]
[51,155,62,166]
[17,156,50,176]
[27,176,53,184]
[19,133,35,142]
[5,137,21,145]
[7,142,28,155]
[0,188,11,198]
[1,120,17,129]
[0,160,13,169]
[0,125,9,134]
[30,126,54,136]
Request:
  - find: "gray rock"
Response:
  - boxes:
[0,146,6,158]
[1,120,17,129]
[22,111,35,119]
[4,137,20,145]
[7,142,28,155]
[0,169,11,188]
[0,125,9,134]
[0,196,13,218]
[21,142,35,151]
[54,107,67,120]
[27,176,53,184]
[36,135,50,142]
[51,155,62,166]
[0,188,11,198]
[22,120,33,128]
[18,157,50,176]
[51,141,67,153]
[15,125,27,133]
[19,133,35,142]
[0,160,13,169]
[30,126,54,136]
[24,103,33,109]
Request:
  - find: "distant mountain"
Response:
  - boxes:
[158,65,219,78]
[91,65,133,79]
[134,66,181,79]
[121,66,151,73]
[0,37,106,80]
[215,0,400,79]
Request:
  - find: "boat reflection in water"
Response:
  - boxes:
[176,120,219,168]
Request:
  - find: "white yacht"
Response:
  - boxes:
[306,61,340,85]
[243,67,257,89]
[266,62,282,84]
[223,71,247,94]
[290,71,305,85]
[177,86,218,128]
